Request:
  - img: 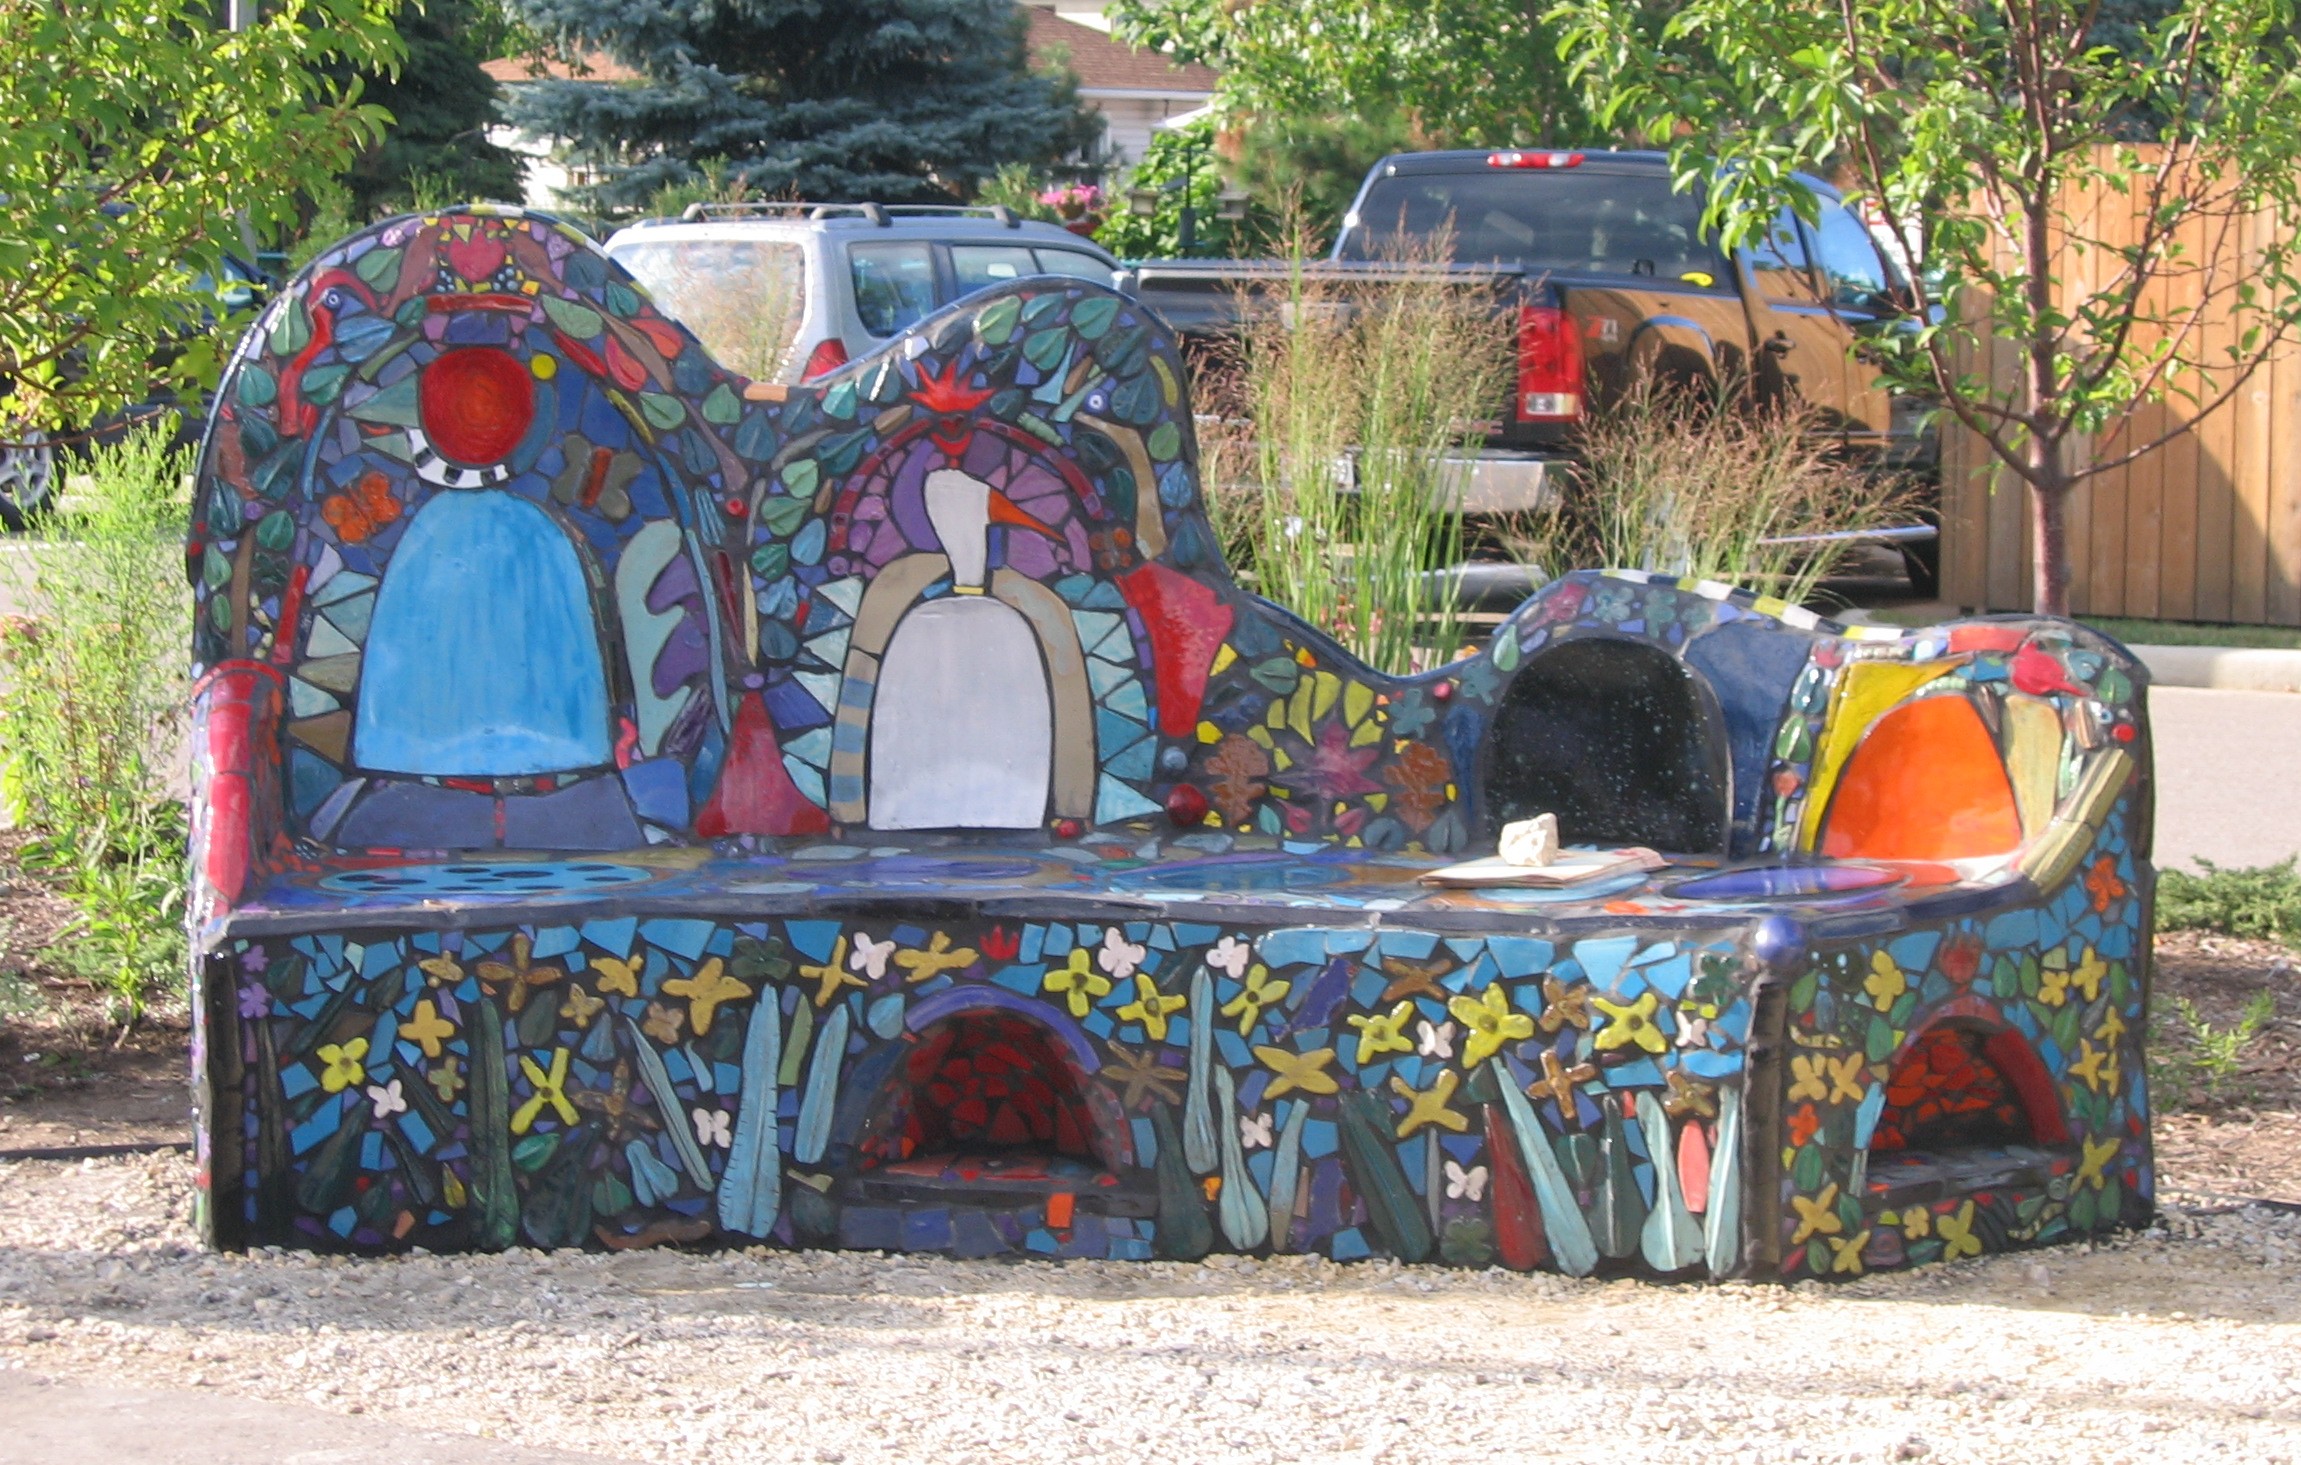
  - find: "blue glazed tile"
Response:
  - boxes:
[1607,1056,1663,1087]
[289,1103,341,1155]
[838,1207,904,1250]
[1375,931,1438,961]
[1987,909,2041,950]
[901,1209,954,1250]
[1487,937,1554,979]
[1643,957,1694,1004]
[1349,965,1387,1007]
[1256,929,1328,970]
[786,921,841,962]
[1574,935,1641,991]
[530,926,583,961]
[641,919,715,960]
[1330,1227,1371,1261]
[950,1210,1007,1258]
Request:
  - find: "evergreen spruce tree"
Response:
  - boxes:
[345,0,526,214]
[503,0,1098,206]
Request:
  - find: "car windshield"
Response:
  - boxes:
[1340,170,1726,285]
[609,238,807,381]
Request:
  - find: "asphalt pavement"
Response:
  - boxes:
[2147,684,2301,873]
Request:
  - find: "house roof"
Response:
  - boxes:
[1025,8,1218,96]
[479,12,1217,97]
[480,52,640,85]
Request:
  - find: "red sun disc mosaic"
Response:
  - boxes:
[418,347,534,465]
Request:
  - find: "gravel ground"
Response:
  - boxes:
[3,1156,2301,1462]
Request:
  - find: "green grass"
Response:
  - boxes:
[2078,617,2301,650]
[2159,858,2301,948]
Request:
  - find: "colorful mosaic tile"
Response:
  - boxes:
[186,208,2155,1277]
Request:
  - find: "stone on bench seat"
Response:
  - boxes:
[186,207,2155,1279]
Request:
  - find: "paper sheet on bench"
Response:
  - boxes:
[1419,847,1667,889]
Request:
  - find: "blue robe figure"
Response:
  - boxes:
[353,491,612,777]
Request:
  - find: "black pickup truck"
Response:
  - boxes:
[1126,148,1938,588]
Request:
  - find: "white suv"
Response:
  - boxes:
[603,202,1124,385]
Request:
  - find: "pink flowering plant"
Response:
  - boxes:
[1037,183,1104,221]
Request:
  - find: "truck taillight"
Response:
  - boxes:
[1515,305,1584,422]
[1487,150,1584,169]
[801,336,849,382]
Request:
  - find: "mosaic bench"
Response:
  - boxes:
[186,206,2155,1279]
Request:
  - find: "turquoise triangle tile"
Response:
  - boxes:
[785,725,833,768]
[1101,677,1148,720]
[1575,935,1643,992]
[305,616,359,659]
[1106,734,1156,781]
[1095,774,1161,823]
[816,576,864,617]
[288,677,340,718]
[323,591,374,640]
[1086,658,1135,697]
[804,628,853,664]
[312,571,376,608]
[1070,610,1122,653]
[783,755,826,805]
[1095,706,1149,753]
[1081,580,1126,609]
[1088,621,1135,662]
[793,670,841,716]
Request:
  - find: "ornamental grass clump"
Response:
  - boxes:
[1204,229,1511,674]
[1505,378,1914,608]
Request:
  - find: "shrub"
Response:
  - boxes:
[0,426,191,1022]
[1505,378,1915,608]
[976,163,1064,223]
[2160,859,2301,948]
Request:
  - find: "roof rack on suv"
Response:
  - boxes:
[675,201,1022,229]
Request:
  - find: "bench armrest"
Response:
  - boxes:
[189,661,286,917]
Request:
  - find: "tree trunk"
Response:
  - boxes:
[2027,436,2073,617]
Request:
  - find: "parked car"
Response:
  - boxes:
[1125,149,1941,594]
[602,203,1125,387]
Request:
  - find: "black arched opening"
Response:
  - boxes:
[1481,637,1730,854]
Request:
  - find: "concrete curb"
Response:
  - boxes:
[2131,644,2301,694]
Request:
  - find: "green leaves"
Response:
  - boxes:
[0,0,403,433]
[1550,0,2301,612]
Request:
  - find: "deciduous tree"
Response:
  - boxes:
[1552,0,2301,614]
[0,0,400,437]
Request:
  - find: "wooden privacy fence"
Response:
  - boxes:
[1940,151,2301,624]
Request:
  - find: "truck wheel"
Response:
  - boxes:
[0,426,57,530]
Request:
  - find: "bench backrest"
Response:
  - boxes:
[190,208,2144,875]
